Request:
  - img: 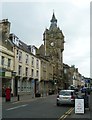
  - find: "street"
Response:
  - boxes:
[2,95,73,119]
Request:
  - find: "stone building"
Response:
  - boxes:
[37,45,55,95]
[38,12,65,89]
[9,33,41,96]
[68,65,82,87]
[0,19,14,96]
[63,64,83,89]
[0,18,54,97]
[63,63,70,89]
[38,56,53,96]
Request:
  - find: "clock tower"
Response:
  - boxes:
[43,12,65,88]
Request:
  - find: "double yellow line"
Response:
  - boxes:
[58,107,74,120]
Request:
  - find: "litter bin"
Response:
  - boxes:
[35,92,41,97]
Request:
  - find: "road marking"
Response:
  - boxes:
[12,98,39,104]
[12,101,20,104]
[6,104,28,111]
[58,107,74,120]
[65,107,73,115]
[63,108,74,120]
[12,96,45,104]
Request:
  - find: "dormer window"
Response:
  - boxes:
[12,34,19,46]
[31,46,36,55]
[32,48,34,53]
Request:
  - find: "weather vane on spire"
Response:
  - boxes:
[53,9,54,13]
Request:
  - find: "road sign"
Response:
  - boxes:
[85,79,90,83]
[75,99,84,114]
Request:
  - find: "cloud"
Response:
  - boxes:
[70,0,91,7]
[1,1,90,77]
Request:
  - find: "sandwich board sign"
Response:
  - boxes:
[75,99,84,114]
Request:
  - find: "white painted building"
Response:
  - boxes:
[9,33,41,96]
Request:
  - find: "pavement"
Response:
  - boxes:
[2,94,45,103]
[64,108,90,119]
[65,92,92,120]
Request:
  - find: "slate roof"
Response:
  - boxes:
[9,33,39,57]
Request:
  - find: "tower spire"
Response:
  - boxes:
[50,10,57,23]
[50,10,57,29]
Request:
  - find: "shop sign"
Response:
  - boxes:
[5,71,11,77]
[75,99,84,114]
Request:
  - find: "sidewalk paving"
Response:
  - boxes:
[65,92,92,120]
[2,93,51,103]
[66,108,90,119]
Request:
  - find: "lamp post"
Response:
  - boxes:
[54,81,57,94]
[12,71,16,96]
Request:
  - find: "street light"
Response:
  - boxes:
[54,79,57,94]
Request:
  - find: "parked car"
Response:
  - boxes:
[56,90,77,106]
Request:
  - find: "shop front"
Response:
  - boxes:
[1,69,12,97]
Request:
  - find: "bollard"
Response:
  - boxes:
[18,95,19,101]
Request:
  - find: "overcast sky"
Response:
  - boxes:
[0,0,91,78]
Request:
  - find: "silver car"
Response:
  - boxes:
[56,90,77,106]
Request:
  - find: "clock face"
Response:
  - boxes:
[50,42,54,46]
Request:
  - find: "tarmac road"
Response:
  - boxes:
[2,95,73,119]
